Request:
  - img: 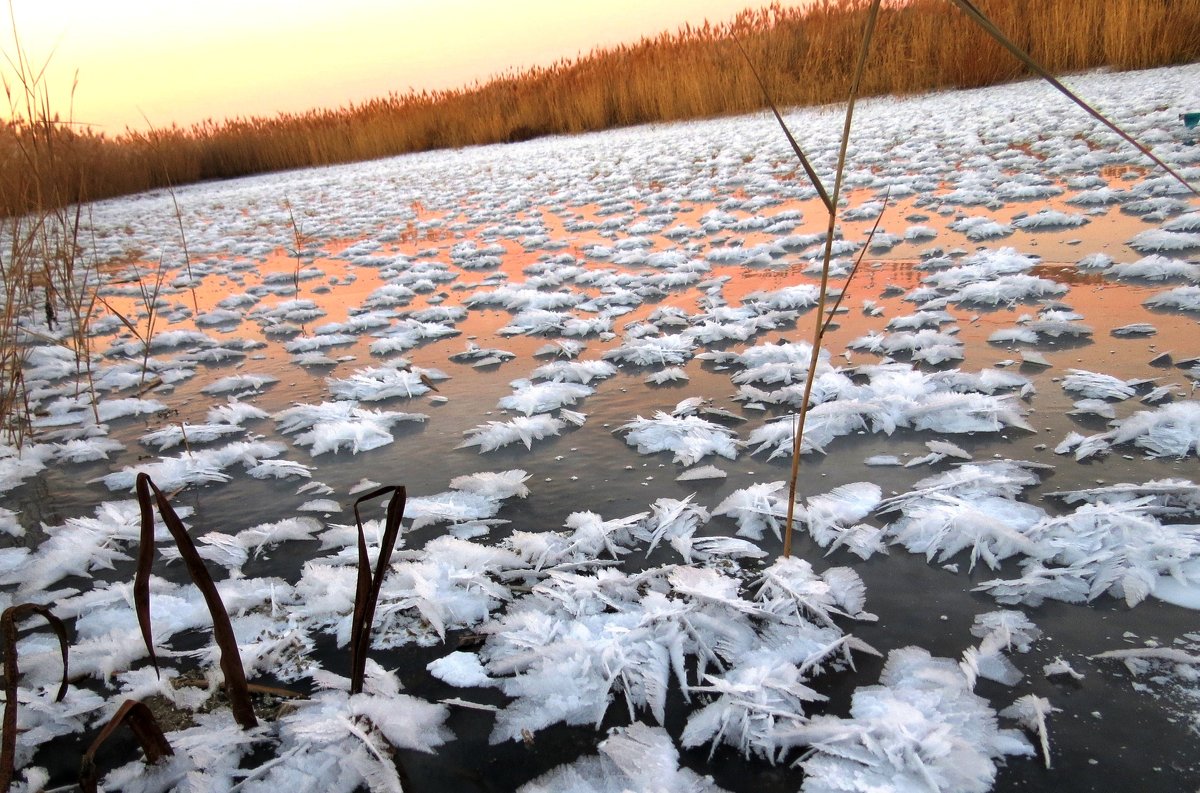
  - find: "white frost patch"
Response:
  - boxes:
[459,415,567,452]
[1108,254,1200,282]
[778,647,1032,792]
[97,440,288,491]
[1127,229,1200,253]
[977,497,1200,607]
[1013,210,1088,229]
[201,373,279,395]
[427,651,493,688]
[1058,401,1200,460]
[519,723,730,793]
[676,465,726,482]
[619,411,738,467]
[274,401,428,456]
[713,481,792,541]
[327,365,446,401]
[1144,285,1200,312]
[499,379,593,415]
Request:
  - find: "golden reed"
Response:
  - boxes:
[3,0,1199,217]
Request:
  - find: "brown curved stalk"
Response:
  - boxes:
[79,700,173,793]
[349,485,407,696]
[1,604,69,792]
[134,473,257,728]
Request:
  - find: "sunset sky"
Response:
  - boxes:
[5,0,783,135]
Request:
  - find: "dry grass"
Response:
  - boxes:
[1,17,98,441]
[3,0,1199,216]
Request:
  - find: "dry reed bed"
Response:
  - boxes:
[3,0,1200,217]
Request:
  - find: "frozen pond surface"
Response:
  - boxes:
[2,64,1200,791]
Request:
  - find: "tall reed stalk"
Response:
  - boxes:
[780,0,881,558]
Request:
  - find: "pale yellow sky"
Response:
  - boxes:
[3,0,791,135]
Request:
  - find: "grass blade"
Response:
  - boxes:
[732,34,833,215]
[167,187,199,313]
[820,183,893,337]
[79,700,173,793]
[349,485,407,696]
[134,473,257,729]
[1,604,69,792]
[949,0,1198,198]
[782,0,881,558]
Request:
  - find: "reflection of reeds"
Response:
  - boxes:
[4,0,1200,215]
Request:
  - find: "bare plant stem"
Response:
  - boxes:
[168,189,200,313]
[285,201,305,294]
[782,0,881,558]
[1,604,69,792]
[78,700,174,793]
[732,34,832,215]
[134,473,258,729]
[95,256,165,389]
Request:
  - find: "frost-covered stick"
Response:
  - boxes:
[179,421,193,457]
[950,0,1198,198]
[782,0,881,559]
[78,700,174,793]
[349,485,407,696]
[341,714,406,780]
[0,604,69,792]
[1001,694,1057,770]
[134,473,258,729]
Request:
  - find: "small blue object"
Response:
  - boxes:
[1183,112,1200,130]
